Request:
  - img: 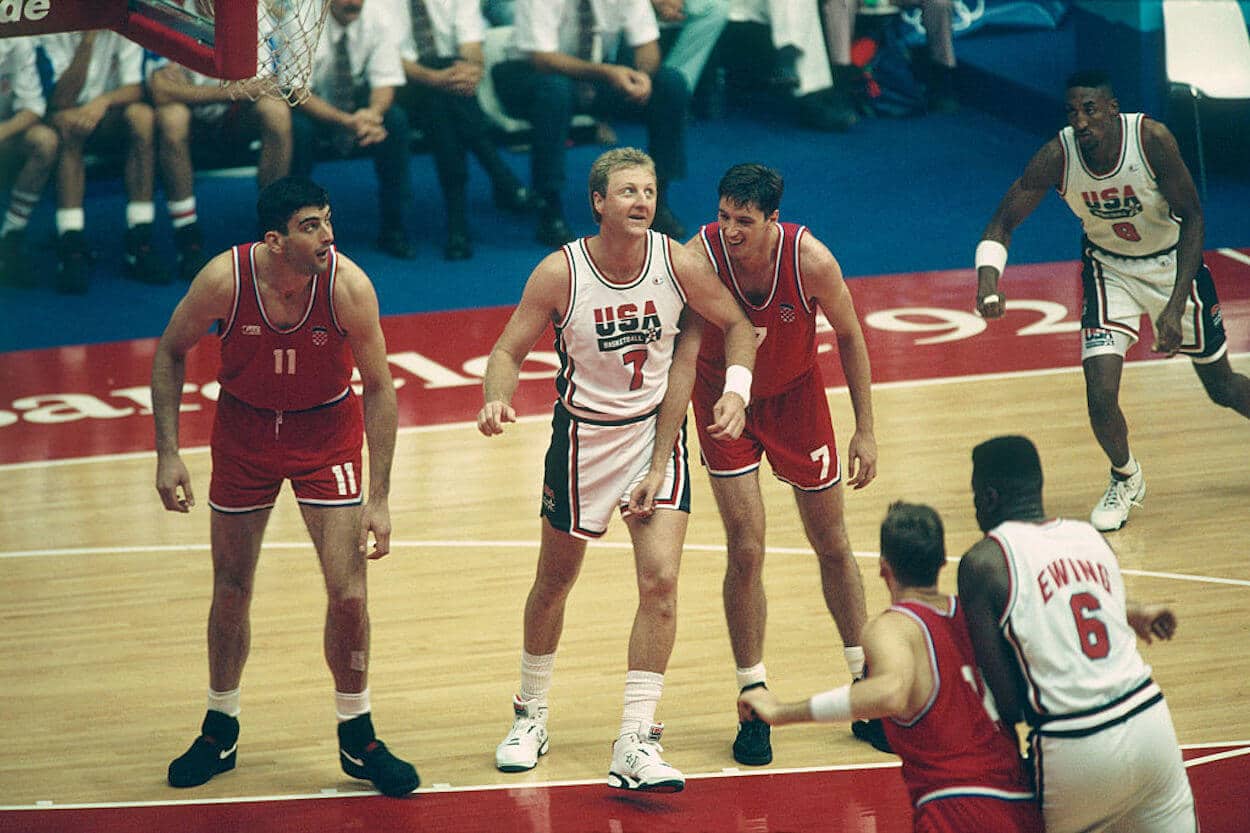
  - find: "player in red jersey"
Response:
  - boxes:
[683,163,881,764]
[740,502,1043,833]
[150,177,418,797]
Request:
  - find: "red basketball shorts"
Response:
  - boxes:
[692,367,840,491]
[209,389,364,513]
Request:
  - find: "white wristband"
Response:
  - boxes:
[809,684,853,722]
[975,239,1008,276]
[722,364,752,408]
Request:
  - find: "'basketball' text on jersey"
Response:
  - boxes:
[1037,557,1113,603]
[1080,186,1142,220]
[593,301,663,351]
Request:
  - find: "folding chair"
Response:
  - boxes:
[1161,0,1250,200]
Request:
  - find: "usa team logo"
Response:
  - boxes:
[779,303,796,323]
[594,301,664,351]
[311,326,329,347]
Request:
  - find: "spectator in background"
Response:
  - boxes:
[41,30,170,293]
[821,0,958,121]
[491,0,692,247]
[0,36,59,289]
[482,0,515,26]
[391,0,534,261]
[293,0,416,259]
[149,66,293,281]
[653,0,729,104]
[725,0,857,132]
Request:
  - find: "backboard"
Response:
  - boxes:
[125,0,258,80]
[0,0,257,81]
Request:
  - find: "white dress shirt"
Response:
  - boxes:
[0,36,46,121]
[37,31,143,106]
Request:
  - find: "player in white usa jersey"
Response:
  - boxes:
[477,147,756,792]
[972,70,1250,533]
[958,435,1197,833]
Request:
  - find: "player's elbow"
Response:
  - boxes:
[875,683,910,719]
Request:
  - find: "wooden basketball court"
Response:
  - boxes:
[2,256,1248,830]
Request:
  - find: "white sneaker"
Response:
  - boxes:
[1090,467,1146,532]
[607,723,685,793]
[495,694,549,772]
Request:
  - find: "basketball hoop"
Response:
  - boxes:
[208,0,333,106]
[114,0,331,106]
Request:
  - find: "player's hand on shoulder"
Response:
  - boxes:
[708,392,747,441]
[846,430,878,489]
[477,400,516,436]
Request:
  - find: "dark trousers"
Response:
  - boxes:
[398,57,523,233]
[491,60,689,217]
[290,100,413,233]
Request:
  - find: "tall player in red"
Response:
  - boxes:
[150,177,418,797]
[683,163,881,764]
[740,502,1043,833]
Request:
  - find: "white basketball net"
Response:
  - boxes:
[204,0,332,106]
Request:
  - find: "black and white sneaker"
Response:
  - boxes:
[733,718,773,766]
[851,718,893,754]
[168,710,239,788]
[338,714,420,797]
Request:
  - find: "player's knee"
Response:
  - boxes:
[813,540,854,570]
[725,538,766,578]
[327,591,368,625]
[1085,390,1119,425]
[533,565,580,601]
[211,573,254,609]
[637,566,679,607]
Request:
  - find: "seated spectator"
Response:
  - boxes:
[491,0,691,247]
[653,0,728,102]
[822,0,958,118]
[725,0,857,132]
[42,30,170,293]
[149,66,293,281]
[0,36,59,289]
[482,0,515,27]
[392,0,534,261]
[292,0,416,259]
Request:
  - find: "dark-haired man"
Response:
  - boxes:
[974,70,1250,532]
[491,0,692,247]
[957,435,1195,832]
[740,501,1042,833]
[152,176,418,797]
[683,162,880,764]
[293,0,416,259]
